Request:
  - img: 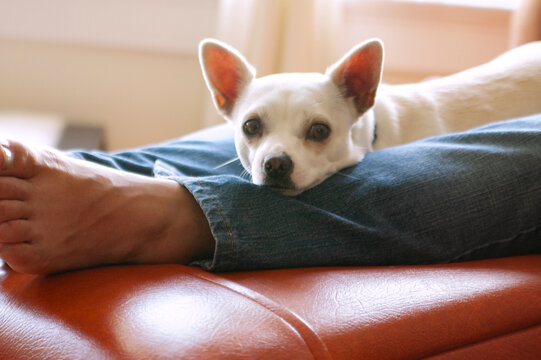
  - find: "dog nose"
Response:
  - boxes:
[263,153,293,179]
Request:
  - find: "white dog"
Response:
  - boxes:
[199,39,541,195]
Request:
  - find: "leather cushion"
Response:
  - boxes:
[1,255,539,359]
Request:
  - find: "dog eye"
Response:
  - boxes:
[243,118,263,137]
[306,123,330,142]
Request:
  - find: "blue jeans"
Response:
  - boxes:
[70,115,541,271]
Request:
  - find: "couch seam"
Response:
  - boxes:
[182,266,333,360]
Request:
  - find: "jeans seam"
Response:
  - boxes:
[195,180,236,265]
[448,222,541,262]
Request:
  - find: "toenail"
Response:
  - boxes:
[1,145,13,171]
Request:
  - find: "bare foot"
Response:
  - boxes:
[0,140,214,274]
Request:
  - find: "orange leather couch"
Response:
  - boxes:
[1,255,540,359]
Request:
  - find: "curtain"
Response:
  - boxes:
[203,0,346,126]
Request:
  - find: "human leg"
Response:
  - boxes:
[174,115,540,271]
[89,114,539,272]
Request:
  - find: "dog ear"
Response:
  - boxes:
[326,39,383,115]
[199,39,255,118]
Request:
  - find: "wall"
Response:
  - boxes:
[0,0,219,150]
[0,39,209,150]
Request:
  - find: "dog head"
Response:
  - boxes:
[199,39,383,195]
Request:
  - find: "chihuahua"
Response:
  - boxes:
[199,39,541,195]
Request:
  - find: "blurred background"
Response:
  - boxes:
[0,0,521,151]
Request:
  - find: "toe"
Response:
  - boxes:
[0,200,31,223]
[0,242,42,274]
[0,140,38,178]
[0,219,33,244]
[0,177,30,200]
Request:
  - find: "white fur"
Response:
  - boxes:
[200,39,541,195]
[231,72,362,192]
[372,42,541,149]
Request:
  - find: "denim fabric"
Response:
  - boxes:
[70,115,541,271]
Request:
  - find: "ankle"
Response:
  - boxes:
[129,178,215,266]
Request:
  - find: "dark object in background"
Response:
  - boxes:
[57,124,105,151]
